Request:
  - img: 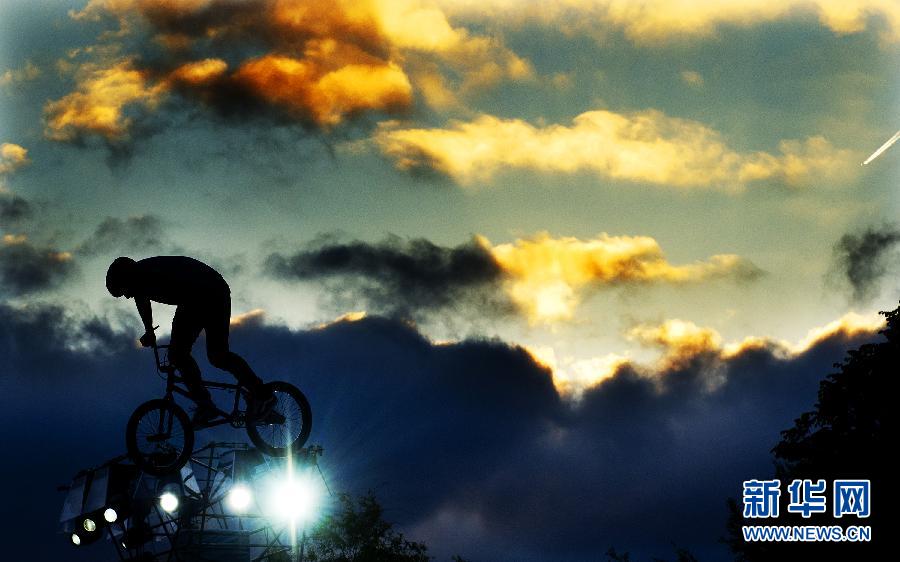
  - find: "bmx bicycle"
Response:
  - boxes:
[125,343,312,476]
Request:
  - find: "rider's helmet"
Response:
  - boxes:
[106,257,136,297]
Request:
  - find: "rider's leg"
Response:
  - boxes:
[170,305,215,408]
[204,291,267,397]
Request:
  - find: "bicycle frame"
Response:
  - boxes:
[152,344,249,429]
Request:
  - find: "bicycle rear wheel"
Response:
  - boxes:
[247,382,312,457]
[126,399,194,476]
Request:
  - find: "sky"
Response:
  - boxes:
[1,1,898,560]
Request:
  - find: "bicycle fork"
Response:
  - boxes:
[146,404,175,443]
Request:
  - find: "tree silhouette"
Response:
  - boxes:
[725,303,896,559]
[304,491,430,562]
[605,545,698,561]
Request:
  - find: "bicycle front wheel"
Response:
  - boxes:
[247,382,312,457]
[126,399,194,476]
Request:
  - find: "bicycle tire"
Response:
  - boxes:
[246,381,312,457]
[126,399,194,476]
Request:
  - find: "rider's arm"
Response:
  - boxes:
[135,296,153,332]
[135,296,156,347]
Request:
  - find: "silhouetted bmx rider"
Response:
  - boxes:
[106,256,273,424]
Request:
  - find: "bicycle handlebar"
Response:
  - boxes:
[150,342,173,375]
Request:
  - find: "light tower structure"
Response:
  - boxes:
[59,441,329,561]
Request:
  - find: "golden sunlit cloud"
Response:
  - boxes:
[634,312,885,364]
[167,58,228,86]
[49,0,530,140]
[230,308,266,328]
[526,344,629,398]
[0,143,31,176]
[233,54,412,125]
[534,311,885,397]
[478,232,761,324]
[721,310,887,357]
[795,311,887,351]
[629,319,725,372]
[630,319,722,354]
[44,60,165,141]
[52,251,74,262]
[312,310,368,330]
[376,110,857,188]
[442,0,900,44]
[2,233,28,245]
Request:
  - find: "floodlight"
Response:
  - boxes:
[158,480,181,513]
[103,507,118,523]
[227,484,253,512]
[159,492,179,513]
[71,515,103,546]
[270,471,320,523]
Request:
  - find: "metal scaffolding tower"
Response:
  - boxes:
[59,441,329,562]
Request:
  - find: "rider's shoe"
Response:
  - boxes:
[191,401,219,426]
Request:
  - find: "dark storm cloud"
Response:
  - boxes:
[0,239,76,296]
[0,302,133,379]
[0,193,32,226]
[0,302,154,562]
[1,304,883,560]
[76,214,168,256]
[454,336,872,560]
[833,225,900,301]
[225,314,880,560]
[264,236,512,319]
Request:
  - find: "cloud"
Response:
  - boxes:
[680,69,704,87]
[647,312,885,359]
[0,143,31,176]
[832,225,900,302]
[0,235,76,296]
[2,297,888,560]
[484,231,762,323]
[526,312,884,398]
[267,232,761,324]
[229,54,412,126]
[47,0,529,142]
[526,344,630,397]
[626,312,884,378]
[375,110,857,188]
[44,60,166,142]
[628,318,724,372]
[0,301,151,561]
[0,194,33,227]
[76,214,169,256]
[265,235,511,320]
[208,310,886,559]
[229,307,267,328]
[787,310,886,353]
[443,0,900,44]
[0,61,41,87]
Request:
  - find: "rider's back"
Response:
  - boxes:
[131,256,228,306]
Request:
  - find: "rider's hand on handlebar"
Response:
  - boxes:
[139,330,157,348]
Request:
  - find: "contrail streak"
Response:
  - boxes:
[862,129,900,165]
